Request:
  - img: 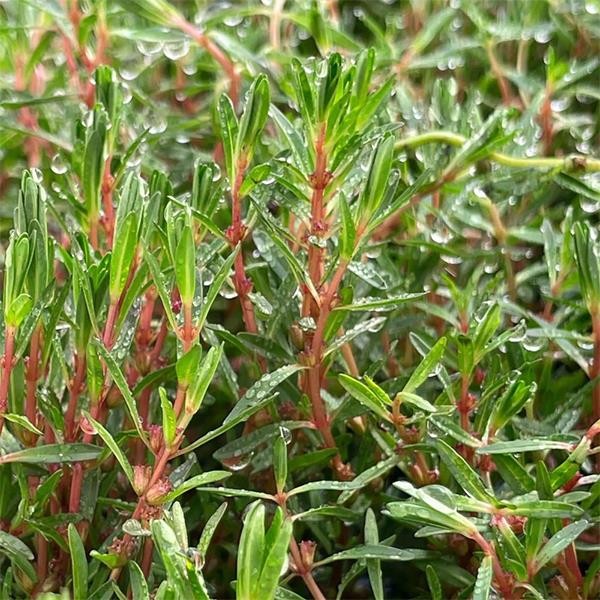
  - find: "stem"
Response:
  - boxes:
[227,155,266,370]
[0,327,16,435]
[101,155,115,246]
[306,261,351,476]
[394,131,600,172]
[303,124,329,318]
[540,84,554,156]
[591,312,600,427]
[25,325,42,434]
[65,353,86,441]
[471,531,515,597]
[485,40,515,107]
[173,18,239,105]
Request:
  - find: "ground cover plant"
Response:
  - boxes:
[0,0,599,598]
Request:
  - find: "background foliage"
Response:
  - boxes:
[0,0,599,598]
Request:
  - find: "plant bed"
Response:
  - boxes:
[0,1,599,599]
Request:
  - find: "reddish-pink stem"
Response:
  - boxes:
[0,327,16,435]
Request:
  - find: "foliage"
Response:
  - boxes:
[0,0,599,598]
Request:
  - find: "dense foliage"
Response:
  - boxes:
[0,0,599,598]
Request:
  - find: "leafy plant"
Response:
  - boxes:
[0,1,599,599]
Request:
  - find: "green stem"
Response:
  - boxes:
[395,131,600,172]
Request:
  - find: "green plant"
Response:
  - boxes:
[0,1,599,599]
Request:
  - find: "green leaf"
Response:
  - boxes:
[333,293,426,312]
[476,439,572,454]
[129,561,150,600]
[365,509,383,600]
[185,345,223,415]
[269,105,311,174]
[316,545,433,566]
[218,94,238,180]
[144,253,178,332]
[338,456,400,504]
[237,74,270,155]
[159,388,177,447]
[0,530,35,583]
[507,500,583,519]
[68,523,88,600]
[163,471,231,502]
[403,337,446,394]
[6,293,33,328]
[237,501,265,600]
[426,565,442,600]
[196,250,237,333]
[176,345,201,387]
[359,134,395,218]
[0,444,102,465]
[338,193,356,260]
[175,224,195,306]
[493,455,535,494]
[224,365,303,425]
[288,480,364,497]
[109,212,138,302]
[86,413,134,487]
[574,221,600,310]
[436,439,496,504]
[255,517,292,599]
[3,414,43,436]
[198,503,228,561]
[534,520,589,572]
[82,108,107,219]
[473,555,493,600]
[273,429,288,493]
[338,374,391,421]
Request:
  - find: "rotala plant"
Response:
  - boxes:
[0,1,599,599]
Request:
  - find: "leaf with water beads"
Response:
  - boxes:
[163,471,232,502]
[533,520,590,572]
[332,293,426,312]
[213,421,311,462]
[477,439,573,454]
[472,555,493,600]
[314,545,435,567]
[0,443,102,465]
[224,364,304,425]
[84,412,135,487]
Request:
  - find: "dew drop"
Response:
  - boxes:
[163,39,190,61]
[51,153,67,175]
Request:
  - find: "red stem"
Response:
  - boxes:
[174,19,239,105]
[0,327,16,435]
[25,325,42,432]
[65,354,87,441]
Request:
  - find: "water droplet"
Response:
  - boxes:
[580,198,600,214]
[136,39,163,56]
[279,426,292,445]
[523,337,544,352]
[222,452,254,471]
[30,168,43,183]
[163,39,190,61]
[224,15,243,26]
[51,153,67,175]
[431,228,453,244]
